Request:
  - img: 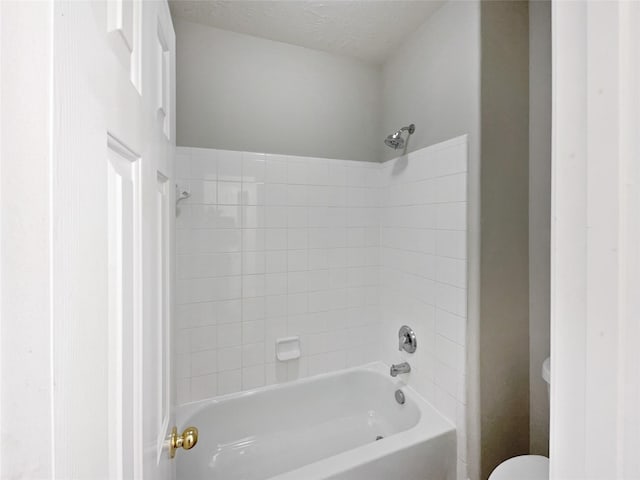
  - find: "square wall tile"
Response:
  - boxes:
[218,347,242,371]
[218,369,242,395]
[191,374,218,401]
[173,140,468,465]
[191,350,218,376]
[242,152,266,182]
[242,365,266,390]
[217,150,243,181]
[265,155,288,183]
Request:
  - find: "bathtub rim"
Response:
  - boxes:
[175,361,456,480]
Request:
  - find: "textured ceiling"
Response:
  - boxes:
[168,1,445,65]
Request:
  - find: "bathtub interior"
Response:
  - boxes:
[176,366,428,480]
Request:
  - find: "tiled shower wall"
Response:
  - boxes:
[174,137,468,477]
[174,148,382,404]
[379,135,468,479]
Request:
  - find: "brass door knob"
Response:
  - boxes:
[169,426,198,458]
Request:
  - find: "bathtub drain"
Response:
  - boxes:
[375,435,384,441]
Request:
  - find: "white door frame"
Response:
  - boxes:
[551,1,640,478]
[0,1,54,478]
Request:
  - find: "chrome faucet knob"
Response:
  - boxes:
[398,325,417,353]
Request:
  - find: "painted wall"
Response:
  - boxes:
[380,0,480,164]
[479,2,530,478]
[174,18,382,163]
[529,0,551,457]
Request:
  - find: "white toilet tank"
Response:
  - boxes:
[542,357,550,399]
[487,357,552,480]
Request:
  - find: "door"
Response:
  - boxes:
[52,1,176,478]
[551,1,640,478]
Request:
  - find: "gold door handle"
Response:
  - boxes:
[169,426,198,458]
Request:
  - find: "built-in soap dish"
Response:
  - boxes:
[276,336,301,362]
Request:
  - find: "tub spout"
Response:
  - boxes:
[390,362,411,377]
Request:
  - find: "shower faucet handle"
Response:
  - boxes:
[398,325,417,353]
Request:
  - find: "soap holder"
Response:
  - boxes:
[276,336,301,362]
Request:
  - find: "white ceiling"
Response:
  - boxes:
[168,1,445,65]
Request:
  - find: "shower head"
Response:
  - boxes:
[384,131,405,150]
[384,124,415,150]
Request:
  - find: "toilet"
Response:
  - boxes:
[488,358,551,480]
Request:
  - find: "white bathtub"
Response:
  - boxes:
[176,362,456,480]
